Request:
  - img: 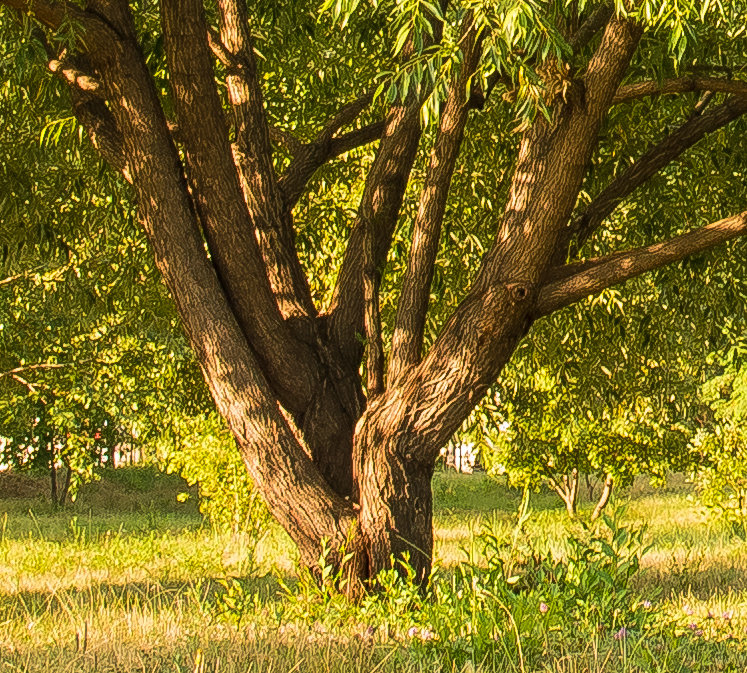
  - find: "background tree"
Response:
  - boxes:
[475,210,745,519]
[690,349,747,536]
[0,37,204,500]
[0,0,745,586]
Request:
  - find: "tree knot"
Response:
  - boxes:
[506,282,531,303]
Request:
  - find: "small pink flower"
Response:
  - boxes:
[723,610,734,621]
[643,600,652,608]
[613,627,628,640]
[419,627,436,641]
[688,623,698,630]
[407,626,418,639]
[539,602,549,614]
[683,605,694,616]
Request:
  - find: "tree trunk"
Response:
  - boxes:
[549,469,579,519]
[591,474,614,521]
[565,468,579,518]
[355,422,435,583]
[13,2,747,592]
[585,473,596,500]
[49,444,58,507]
[59,457,73,507]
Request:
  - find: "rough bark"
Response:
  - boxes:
[160,0,316,411]
[163,0,362,499]
[5,0,747,589]
[215,0,316,323]
[613,77,747,105]
[70,2,356,567]
[328,100,424,369]
[388,14,481,384]
[352,16,644,581]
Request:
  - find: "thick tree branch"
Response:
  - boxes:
[565,95,747,255]
[327,103,423,368]
[327,9,449,370]
[279,120,385,210]
[216,0,316,320]
[536,210,747,316]
[355,16,645,470]
[31,23,126,175]
[65,3,358,563]
[28,21,129,179]
[161,0,320,414]
[583,16,644,115]
[329,122,386,156]
[388,13,481,384]
[570,3,614,53]
[363,223,384,397]
[613,76,747,105]
[207,26,234,68]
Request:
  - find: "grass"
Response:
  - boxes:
[2,467,747,672]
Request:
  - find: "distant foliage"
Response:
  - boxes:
[691,360,747,535]
[155,413,271,539]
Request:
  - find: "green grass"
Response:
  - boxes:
[2,467,747,672]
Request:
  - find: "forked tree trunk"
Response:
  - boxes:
[549,468,580,519]
[8,0,747,591]
[547,468,581,518]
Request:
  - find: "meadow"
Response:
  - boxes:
[2,467,747,672]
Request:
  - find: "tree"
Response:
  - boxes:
[1,0,745,586]
[691,351,747,535]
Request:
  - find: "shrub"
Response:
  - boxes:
[154,413,271,543]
